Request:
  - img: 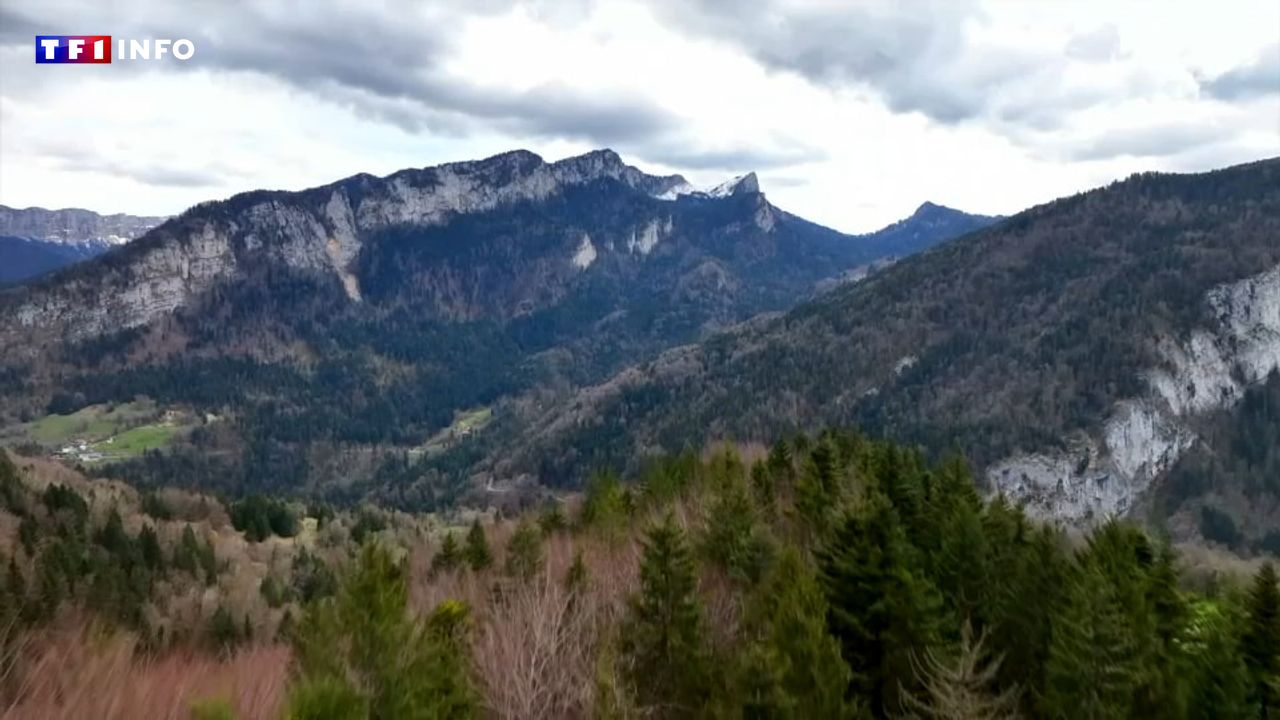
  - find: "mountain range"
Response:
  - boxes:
[0,149,996,507]
[5,148,1276,549]
[456,158,1280,547]
[0,205,165,284]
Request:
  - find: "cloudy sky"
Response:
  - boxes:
[0,0,1277,233]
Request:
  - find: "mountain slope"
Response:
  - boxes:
[474,158,1280,532]
[0,235,100,284]
[0,205,165,283]
[0,149,995,503]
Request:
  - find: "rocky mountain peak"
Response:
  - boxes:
[0,205,165,246]
[732,172,760,195]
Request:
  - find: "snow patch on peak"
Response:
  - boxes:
[572,233,597,269]
[655,180,697,201]
[654,172,760,200]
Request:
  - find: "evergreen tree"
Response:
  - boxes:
[289,543,475,719]
[795,438,841,540]
[1183,599,1252,720]
[931,497,988,627]
[173,525,201,575]
[818,492,943,716]
[749,460,777,519]
[622,514,710,716]
[96,508,132,558]
[0,448,27,516]
[18,516,37,555]
[8,556,26,608]
[463,519,492,571]
[431,532,463,576]
[292,549,338,603]
[580,469,628,540]
[733,547,855,719]
[1243,562,1280,718]
[504,520,543,581]
[208,605,241,653]
[980,501,1062,711]
[701,466,772,584]
[538,503,567,536]
[138,524,165,572]
[1043,564,1140,720]
[198,533,218,585]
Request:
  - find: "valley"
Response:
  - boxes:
[4,2,1280,717]
[0,149,997,508]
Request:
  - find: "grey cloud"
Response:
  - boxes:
[656,0,1087,126]
[641,142,825,171]
[34,139,234,187]
[1,1,763,172]
[1066,25,1123,63]
[60,158,228,187]
[658,0,1200,138]
[1200,44,1280,100]
[2,0,830,175]
[1066,123,1226,162]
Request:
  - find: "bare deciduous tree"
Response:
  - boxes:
[899,620,1021,720]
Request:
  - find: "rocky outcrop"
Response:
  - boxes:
[989,264,1280,522]
[0,150,705,341]
[0,205,164,246]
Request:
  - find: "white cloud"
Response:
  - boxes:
[0,0,1276,232]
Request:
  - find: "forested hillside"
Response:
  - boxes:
[0,150,995,504]
[468,158,1280,537]
[2,433,1278,718]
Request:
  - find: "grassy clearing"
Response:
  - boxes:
[412,406,493,458]
[0,400,197,463]
[2,401,159,448]
[89,423,183,460]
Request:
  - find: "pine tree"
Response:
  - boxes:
[0,448,27,516]
[504,520,543,581]
[702,466,772,583]
[795,438,841,540]
[463,519,492,571]
[899,621,1020,720]
[208,605,240,654]
[97,508,131,557]
[733,547,855,719]
[431,532,463,576]
[1184,599,1251,720]
[580,469,628,540]
[174,525,201,575]
[1043,564,1140,720]
[622,514,710,716]
[818,492,943,716]
[138,524,165,572]
[538,503,567,536]
[198,534,218,585]
[1136,544,1189,718]
[765,439,794,490]
[1242,562,1280,718]
[289,543,475,719]
[931,498,988,626]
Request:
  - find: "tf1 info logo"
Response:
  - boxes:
[35,36,195,64]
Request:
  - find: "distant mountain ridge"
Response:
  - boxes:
[0,204,165,246]
[0,205,165,284]
[460,158,1280,541]
[0,148,996,505]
